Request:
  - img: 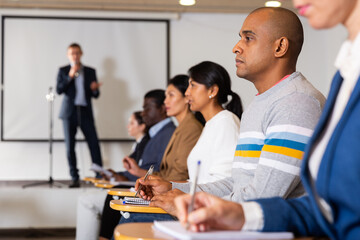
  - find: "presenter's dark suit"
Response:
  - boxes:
[56,65,102,181]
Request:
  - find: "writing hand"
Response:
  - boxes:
[174,192,245,232]
[135,175,172,201]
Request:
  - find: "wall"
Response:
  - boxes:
[0,9,347,181]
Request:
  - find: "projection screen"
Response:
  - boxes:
[1,16,169,141]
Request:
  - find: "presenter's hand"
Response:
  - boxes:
[150,189,185,216]
[175,192,245,232]
[135,175,172,200]
[69,64,81,79]
[90,81,103,91]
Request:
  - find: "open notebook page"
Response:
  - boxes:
[153,221,294,240]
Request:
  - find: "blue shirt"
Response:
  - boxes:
[74,66,87,106]
[148,118,172,138]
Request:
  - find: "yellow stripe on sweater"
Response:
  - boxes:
[262,145,304,160]
[235,150,261,158]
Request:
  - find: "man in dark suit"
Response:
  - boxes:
[56,43,102,188]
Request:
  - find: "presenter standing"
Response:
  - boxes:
[56,43,103,188]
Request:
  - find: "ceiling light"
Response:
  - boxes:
[265,1,282,7]
[179,0,196,6]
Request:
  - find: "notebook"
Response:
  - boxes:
[123,197,151,205]
[153,221,294,240]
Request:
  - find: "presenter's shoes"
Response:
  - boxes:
[69,180,80,188]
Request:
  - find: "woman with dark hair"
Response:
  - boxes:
[76,110,150,240]
[124,111,149,165]
[98,75,203,240]
[185,61,243,183]
[104,61,244,230]
[122,74,203,181]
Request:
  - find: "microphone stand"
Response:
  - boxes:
[23,87,64,188]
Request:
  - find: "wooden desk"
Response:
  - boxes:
[83,177,102,183]
[114,223,317,240]
[95,181,115,189]
[96,181,136,189]
[114,222,174,240]
[110,200,167,214]
[108,188,136,197]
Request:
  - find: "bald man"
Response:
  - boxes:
[176,1,360,237]
[112,7,326,229]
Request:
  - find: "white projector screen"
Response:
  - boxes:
[1,16,169,141]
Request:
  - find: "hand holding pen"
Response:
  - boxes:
[175,192,245,232]
[135,165,154,197]
[135,175,173,200]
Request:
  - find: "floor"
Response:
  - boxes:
[0,227,75,239]
[0,238,73,240]
[0,180,98,239]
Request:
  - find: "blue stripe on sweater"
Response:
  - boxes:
[264,138,306,152]
[236,144,263,151]
[266,132,310,145]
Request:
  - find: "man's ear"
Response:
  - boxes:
[274,37,289,58]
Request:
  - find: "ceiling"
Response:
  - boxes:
[0,0,295,14]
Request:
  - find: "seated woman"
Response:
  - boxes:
[99,74,204,239]
[185,61,242,183]
[103,111,149,179]
[76,89,176,240]
[120,75,204,181]
[126,111,149,163]
[105,61,244,239]
[75,110,150,240]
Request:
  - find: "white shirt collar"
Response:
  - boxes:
[335,32,360,85]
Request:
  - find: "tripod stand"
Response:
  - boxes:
[23,87,64,188]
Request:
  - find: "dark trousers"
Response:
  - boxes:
[62,106,102,181]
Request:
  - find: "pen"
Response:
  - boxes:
[186,160,201,230]
[135,164,154,198]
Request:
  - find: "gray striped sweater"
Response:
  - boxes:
[173,72,326,202]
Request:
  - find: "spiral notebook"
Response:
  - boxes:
[123,197,150,205]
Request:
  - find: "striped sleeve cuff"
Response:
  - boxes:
[242,201,264,231]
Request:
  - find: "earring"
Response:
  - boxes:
[209,95,213,99]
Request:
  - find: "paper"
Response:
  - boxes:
[90,163,113,177]
[153,221,294,240]
[123,197,150,205]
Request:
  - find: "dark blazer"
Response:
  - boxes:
[128,134,150,164]
[256,72,360,239]
[56,65,100,119]
[122,120,176,181]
